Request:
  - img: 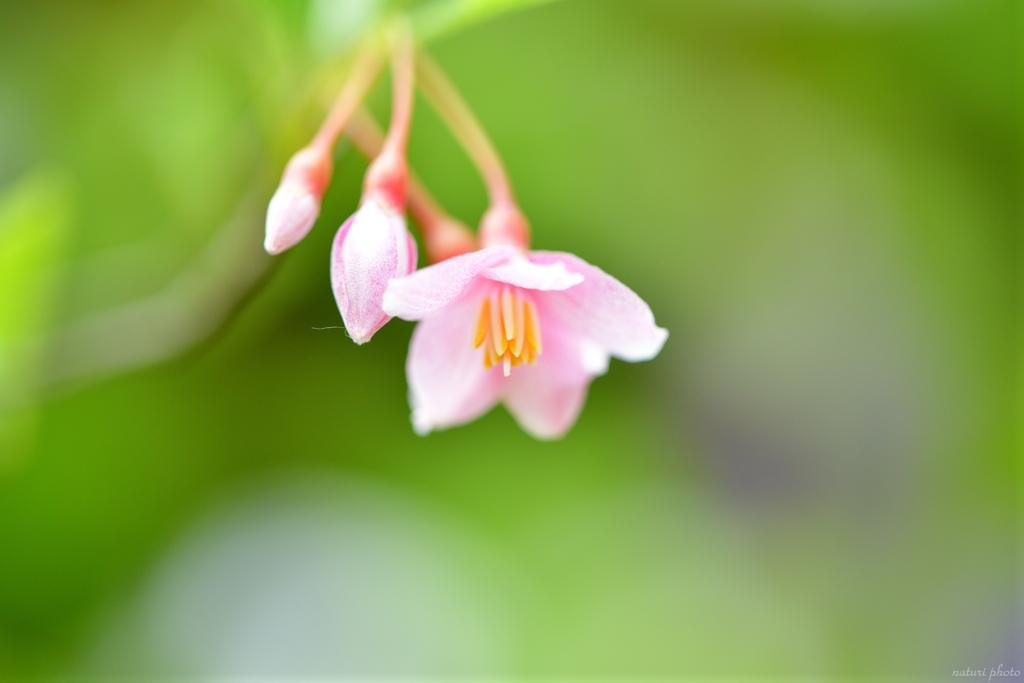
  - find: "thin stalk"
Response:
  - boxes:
[348,108,475,262]
[311,38,386,155]
[360,20,416,211]
[416,50,514,206]
[379,21,416,158]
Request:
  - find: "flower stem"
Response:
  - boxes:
[361,21,417,211]
[380,21,416,158]
[311,38,386,155]
[416,50,514,206]
[348,108,475,262]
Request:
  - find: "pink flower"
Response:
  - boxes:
[331,197,418,344]
[382,246,668,439]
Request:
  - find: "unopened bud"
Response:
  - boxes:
[362,148,408,213]
[264,146,333,255]
[424,216,476,263]
[331,197,418,344]
[479,201,530,250]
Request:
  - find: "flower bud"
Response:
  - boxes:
[479,201,530,250]
[264,146,333,255]
[330,198,418,344]
[423,215,476,263]
[362,148,407,213]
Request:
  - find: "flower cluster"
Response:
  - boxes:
[264,23,666,440]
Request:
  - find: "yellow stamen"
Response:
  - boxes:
[473,299,490,349]
[474,287,542,374]
[489,294,507,355]
[512,296,525,357]
[524,299,542,355]
[501,287,515,341]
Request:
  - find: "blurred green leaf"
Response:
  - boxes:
[0,170,71,469]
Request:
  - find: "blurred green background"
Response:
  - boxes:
[0,0,1020,677]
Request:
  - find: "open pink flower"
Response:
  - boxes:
[382,246,668,439]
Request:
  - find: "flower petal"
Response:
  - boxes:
[404,229,418,277]
[331,199,413,344]
[383,246,515,321]
[529,251,668,362]
[482,256,583,291]
[406,282,503,434]
[500,313,598,440]
[264,184,319,255]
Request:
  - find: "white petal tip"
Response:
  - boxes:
[341,314,392,346]
[264,188,319,254]
[412,409,433,436]
[580,339,611,375]
[263,235,287,255]
[346,328,374,345]
[615,326,669,363]
[515,420,567,441]
[651,326,669,354]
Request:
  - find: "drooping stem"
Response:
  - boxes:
[311,38,386,155]
[349,108,437,231]
[348,108,475,262]
[380,21,416,158]
[361,21,417,211]
[416,50,514,207]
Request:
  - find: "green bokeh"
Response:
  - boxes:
[0,0,1018,677]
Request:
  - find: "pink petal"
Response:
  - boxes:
[529,251,668,362]
[482,256,584,291]
[331,199,416,344]
[404,229,418,277]
[382,246,515,321]
[264,185,320,255]
[406,281,503,434]
[500,314,596,440]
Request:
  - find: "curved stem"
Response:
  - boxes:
[311,38,385,155]
[348,108,475,262]
[360,21,416,211]
[416,50,514,206]
[348,109,433,227]
[380,20,416,158]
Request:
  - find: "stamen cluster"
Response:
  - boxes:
[473,286,541,376]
